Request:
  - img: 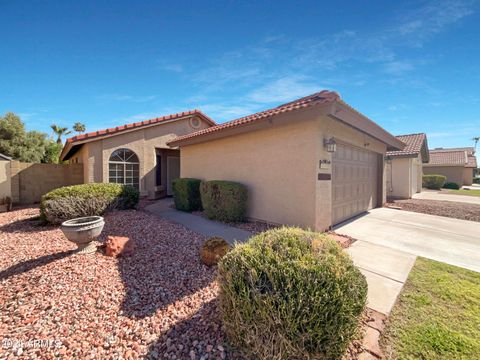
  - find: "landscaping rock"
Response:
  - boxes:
[105,235,135,257]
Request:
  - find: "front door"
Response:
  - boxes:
[166,156,180,196]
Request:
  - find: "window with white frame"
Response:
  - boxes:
[108,148,140,189]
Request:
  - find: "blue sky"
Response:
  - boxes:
[1,0,479,148]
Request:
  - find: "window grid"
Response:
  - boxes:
[108,149,140,190]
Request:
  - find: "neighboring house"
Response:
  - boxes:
[0,153,12,199]
[59,110,216,198]
[385,133,429,199]
[168,90,405,231]
[423,147,477,186]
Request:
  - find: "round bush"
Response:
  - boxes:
[422,174,446,190]
[40,183,139,224]
[217,227,367,359]
[443,182,460,190]
[199,236,230,266]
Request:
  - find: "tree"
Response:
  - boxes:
[44,141,64,164]
[473,137,479,152]
[51,124,72,144]
[0,112,61,163]
[73,122,86,134]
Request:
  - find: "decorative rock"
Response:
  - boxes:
[199,237,230,266]
[105,236,134,258]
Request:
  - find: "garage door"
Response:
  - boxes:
[332,143,378,225]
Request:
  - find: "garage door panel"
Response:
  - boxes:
[332,143,378,225]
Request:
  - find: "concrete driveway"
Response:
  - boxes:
[335,207,480,273]
[413,191,480,205]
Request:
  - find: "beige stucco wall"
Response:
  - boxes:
[10,161,83,204]
[423,166,464,186]
[463,168,474,186]
[0,160,11,199]
[387,154,423,199]
[73,116,211,197]
[179,107,387,231]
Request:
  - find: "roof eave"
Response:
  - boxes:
[328,101,405,151]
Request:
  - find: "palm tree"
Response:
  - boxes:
[473,137,479,152]
[50,124,72,144]
[73,122,86,135]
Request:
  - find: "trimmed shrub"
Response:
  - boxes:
[40,183,139,224]
[172,178,202,212]
[200,236,230,266]
[218,227,367,359]
[473,177,480,184]
[422,174,446,190]
[200,180,247,222]
[443,182,460,190]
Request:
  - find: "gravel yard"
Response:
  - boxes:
[1,206,368,359]
[386,199,480,222]
[0,207,240,359]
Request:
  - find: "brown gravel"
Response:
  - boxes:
[386,199,480,222]
[0,207,242,359]
[0,207,367,359]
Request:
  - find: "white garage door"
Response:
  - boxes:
[332,143,378,225]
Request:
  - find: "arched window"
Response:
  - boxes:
[108,148,140,189]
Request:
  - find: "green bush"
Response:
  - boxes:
[218,227,367,359]
[40,183,139,224]
[422,174,446,190]
[473,177,480,184]
[443,182,460,190]
[172,178,202,212]
[200,180,247,222]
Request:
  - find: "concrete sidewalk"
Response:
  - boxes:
[145,198,252,244]
[347,241,416,315]
[413,191,480,205]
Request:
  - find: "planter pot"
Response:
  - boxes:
[61,216,105,254]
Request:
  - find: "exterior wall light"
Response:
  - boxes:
[324,137,337,153]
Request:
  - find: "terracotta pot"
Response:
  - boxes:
[61,216,105,254]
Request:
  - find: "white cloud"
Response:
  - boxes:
[383,61,414,75]
[162,64,183,73]
[246,75,322,104]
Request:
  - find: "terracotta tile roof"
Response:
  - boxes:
[64,109,216,145]
[426,150,468,166]
[432,147,475,155]
[386,133,427,157]
[168,90,404,150]
[168,91,339,145]
[466,155,477,168]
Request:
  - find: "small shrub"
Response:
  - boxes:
[172,178,202,212]
[443,182,460,190]
[423,174,446,190]
[218,227,367,359]
[40,183,139,224]
[200,236,230,266]
[473,177,480,184]
[200,180,247,222]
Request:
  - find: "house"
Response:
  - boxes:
[423,147,477,186]
[0,153,12,200]
[385,133,429,199]
[168,90,405,231]
[59,110,216,198]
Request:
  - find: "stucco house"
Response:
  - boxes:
[423,147,477,186]
[59,110,216,198]
[385,133,429,199]
[168,90,405,231]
